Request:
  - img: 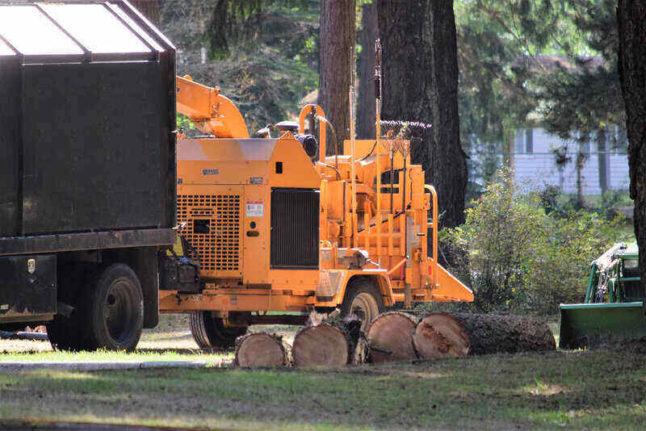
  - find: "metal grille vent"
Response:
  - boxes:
[270,188,319,269]
[177,195,241,273]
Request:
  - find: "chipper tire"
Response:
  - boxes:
[341,279,385,331]
[190,311,247,350]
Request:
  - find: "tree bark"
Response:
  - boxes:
[129,0,160,25]
[366,311,418,363]
[413,313,555,358]
[357,1,378,139]
[618,0,646,301]
[319,0,356,151]
[235,333,288,367]
[377,0,467,228]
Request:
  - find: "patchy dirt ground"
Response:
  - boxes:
[0,315,299,367]
[0,350,644,430]
[0,316,644,430]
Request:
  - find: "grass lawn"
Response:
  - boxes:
[1,316,644,430]
[0,315,296,365]
[0,350,644,430]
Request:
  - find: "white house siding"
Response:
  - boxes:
[609,155,630,190]
[511,128,630,195]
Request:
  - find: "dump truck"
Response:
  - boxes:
[159,72,474,349]
[0,1,176,351]
[559,242,646,348]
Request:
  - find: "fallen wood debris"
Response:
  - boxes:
[235,333,288,367]
[366,311,418,363]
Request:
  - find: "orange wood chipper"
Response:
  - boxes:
[159,75,473,349]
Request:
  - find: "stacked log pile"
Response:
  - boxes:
[234,311,556,367]
[370,311,555,361]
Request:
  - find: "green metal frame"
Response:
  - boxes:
[560,242,645,349]
[583,245,640,304]
[559,302,646,349]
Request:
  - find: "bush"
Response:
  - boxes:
[446,169,632,315]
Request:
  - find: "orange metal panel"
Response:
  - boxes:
[176,184,244,279]
[269,135,321,189]
[242,184,270,284]
[176,75,249,138]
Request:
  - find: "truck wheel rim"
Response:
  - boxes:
[104,278,135,343]
[351,293,378,331]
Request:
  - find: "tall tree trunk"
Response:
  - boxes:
[357,2,378,139]
[129,0,160,25]
[377,0,467,228]
[618,0,646,300]
[319,0,356,152]
[207,0,231,59]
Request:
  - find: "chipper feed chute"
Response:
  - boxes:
[559,242,646,349]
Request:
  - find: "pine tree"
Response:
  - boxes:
[318,0,357,148]
[618,0,646,300]
[129,0,160,25]
[357,1,378,139]
[377,0,467,228]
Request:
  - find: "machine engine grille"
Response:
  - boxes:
[270,188,319,269]
[177,194,241,275]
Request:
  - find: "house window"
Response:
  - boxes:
[514,128,534,154]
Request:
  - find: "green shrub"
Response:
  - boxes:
[445,169,633,315]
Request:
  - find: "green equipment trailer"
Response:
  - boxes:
[559,242,646,349]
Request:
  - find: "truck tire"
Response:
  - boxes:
[81,264,144,352]
[190,311,247,350]
[47,314,86,351]
[341,279,385,331]
[47,264,90,351]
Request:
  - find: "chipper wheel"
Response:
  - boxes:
[190,311,248,350]
[341,278,385,331]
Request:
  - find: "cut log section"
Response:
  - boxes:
[292,324,350,366]
[235,333,288,367]
[413,312,556,359]
[413,313,470,359]
[366,312,418,363]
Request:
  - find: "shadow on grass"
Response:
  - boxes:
[0,350,643,430]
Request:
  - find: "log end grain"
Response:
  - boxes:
[235,333,287,368]
[413,313,470,360]
[366,311,418,363]
[292,324,350,367]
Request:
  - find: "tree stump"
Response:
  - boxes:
[366,312,418,363]
[292,324,351,367]
[235,333,287,368]
[413,313,556,359]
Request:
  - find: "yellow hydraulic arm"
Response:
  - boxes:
[176,75,249,139]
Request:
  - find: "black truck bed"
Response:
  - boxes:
[0,1,176,253]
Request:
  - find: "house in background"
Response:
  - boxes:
[511,127,629,195]
[467,55,630,196]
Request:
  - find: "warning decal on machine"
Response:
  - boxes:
[246,200,264,217]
